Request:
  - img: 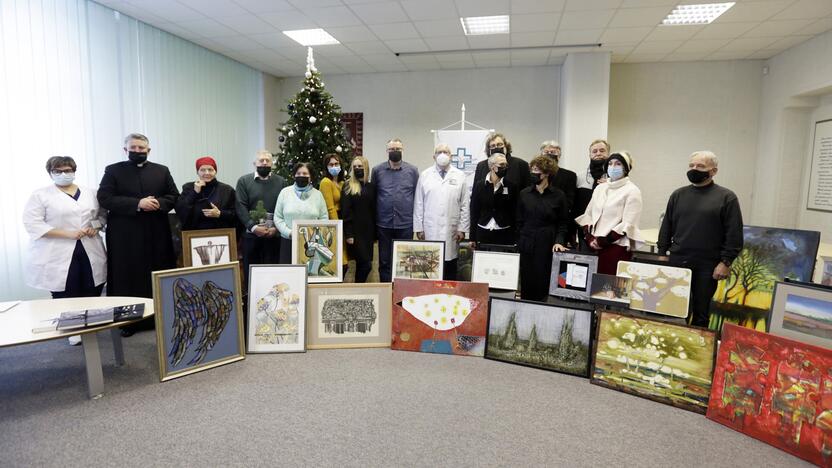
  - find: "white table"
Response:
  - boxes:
[0,296,154,399]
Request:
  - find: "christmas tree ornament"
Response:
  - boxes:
[305,71,312,79]
[287,103,294,111]
[278,135,285,143]
[309,116,317,124]
[307,138,314,146]
[335,145,342,153]
[305,98,310,104]
[288,130,294,137]
[323,126,330,133]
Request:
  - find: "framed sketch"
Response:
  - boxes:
[472,251,520,291]
[392,240,445,280]
[807,119,832,212]
[768,281,832,349]
[152,262,245,381]
[485,297,594,377]
[617,261,692,318]
[247,264,307,353]
[549,252,598,301]
[589,273,632,308]
[291,219,343,283]
[181,228,237,267]
[306,283,392,349]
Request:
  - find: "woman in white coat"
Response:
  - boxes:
[413,144,470,280]
[575,151,643,275]
[23,156,107,299]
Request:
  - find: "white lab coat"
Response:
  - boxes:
[413,165,470,261]
[22,185,107,292]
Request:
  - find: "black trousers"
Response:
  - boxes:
[443,259,458,281]
[242,233,281,276]
[51,241,104,299]
[353,258,372,283]
[672,255,719,327]
[377,226,413,282]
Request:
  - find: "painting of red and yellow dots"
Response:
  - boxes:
[707,324,832,466]
[392,279,489,356]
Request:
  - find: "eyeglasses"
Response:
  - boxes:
[50,169,75,175]
[489,144,505,150]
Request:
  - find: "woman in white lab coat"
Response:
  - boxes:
[23,156,107,299]
[413,144,470,280]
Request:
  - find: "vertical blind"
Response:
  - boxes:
[0,0,264,300]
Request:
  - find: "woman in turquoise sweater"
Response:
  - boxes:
[275,162,329,264]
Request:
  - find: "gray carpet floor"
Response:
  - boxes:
[0,331,809,467]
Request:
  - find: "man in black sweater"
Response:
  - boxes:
[657,150,744,327]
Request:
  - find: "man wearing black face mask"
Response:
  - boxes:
[236,150,286,285]
[657,150,743,328]
[98,132,180,336]
[472,133,531,193]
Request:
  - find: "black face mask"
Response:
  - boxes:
[687,169,711,184]
[489,147,506,156]
[294,176,310,188]
[353,168,365,180]
[589,158,607,180]
[495,167,508,179]
[128,151,147,164]
[532,173,546,185]
[388,150,402,163]
[256,166,271,178]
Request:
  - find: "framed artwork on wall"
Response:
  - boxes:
[392,240,445,280]
[181,228,237,267]
[152,262,245,381]
[292,219,343,283]
[549,252,598,301]
[472,251,520,291]
[485,297,593,377]
[306,283,392,349]
[247,264,306,353]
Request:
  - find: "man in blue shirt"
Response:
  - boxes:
[371,138,420,282]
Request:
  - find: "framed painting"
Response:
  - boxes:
[768,281,832,349]
[472,251,520,291]
[616,261,692,318]
[589,273,632,308]
[291,219,343,283]
[485,297,594,377]
[456,241,474,281]
[152,262,245,381]
[247,264,306,353]
[591,310,717,414]
[391,278,489,356]
[707,324,832,466]
[710,225,821,332]
[549,252,598,301]
[392,240,445,280]
[306,283,392,349]
[822,256,832,286]
[181,228,237,267]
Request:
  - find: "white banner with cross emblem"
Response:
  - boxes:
[434,129,490,199]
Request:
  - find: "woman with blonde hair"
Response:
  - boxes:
[340,156,376,282]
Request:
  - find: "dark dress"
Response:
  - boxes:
[469,176,518,246]
[516,184,569,302]
[341,182,376,282]
[97,160,179,299]
[176,180,238,231]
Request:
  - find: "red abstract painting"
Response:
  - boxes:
[707,324,832,466]
[391,279,489,356]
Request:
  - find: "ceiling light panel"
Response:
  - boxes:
[662,3,735,26]
[460,15,510,35]
[282,28,340,46]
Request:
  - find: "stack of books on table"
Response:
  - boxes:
[32,303,145,333]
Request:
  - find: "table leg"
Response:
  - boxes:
[110,328,125,366]
[82,332,104,399]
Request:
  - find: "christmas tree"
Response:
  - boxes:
[274,47,353,182]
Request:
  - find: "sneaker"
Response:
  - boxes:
[68,335,82,346]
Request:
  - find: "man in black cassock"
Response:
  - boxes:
[98,133,179,336]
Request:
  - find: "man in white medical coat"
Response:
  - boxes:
[413,144,470,280]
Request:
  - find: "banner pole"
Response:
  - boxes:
[461,103,465,131]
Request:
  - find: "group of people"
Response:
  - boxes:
[23,131,743,340]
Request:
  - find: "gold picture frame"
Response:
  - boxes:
[181,228,238,267]
[306,282,392,349]
[152,262,245,381]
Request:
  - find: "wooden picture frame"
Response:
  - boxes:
[472,251,520,291]
[152,262,245,382]
[485,296,594,377]
[181,228,237,267]
[549,252,598,301]
[306,283,392,349]
[247,264,307,353]
[291,219,343,284]
[392,240,445,280]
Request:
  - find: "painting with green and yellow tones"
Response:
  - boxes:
[709,226,820,333]
[591,311,717,414]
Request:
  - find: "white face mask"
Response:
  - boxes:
[435,152,451,168]
[52,173,75,187]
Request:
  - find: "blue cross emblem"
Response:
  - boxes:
[452,147,472,170]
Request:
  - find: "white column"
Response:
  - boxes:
[558,52,611,173]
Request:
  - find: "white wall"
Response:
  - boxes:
[608,60,763,230]
[273,66,561,172]
[799,94,832,235]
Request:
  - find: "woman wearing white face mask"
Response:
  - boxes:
[575,151,643,275]
[23,156,107,304]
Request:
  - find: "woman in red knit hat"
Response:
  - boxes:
[175,156,238,231]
